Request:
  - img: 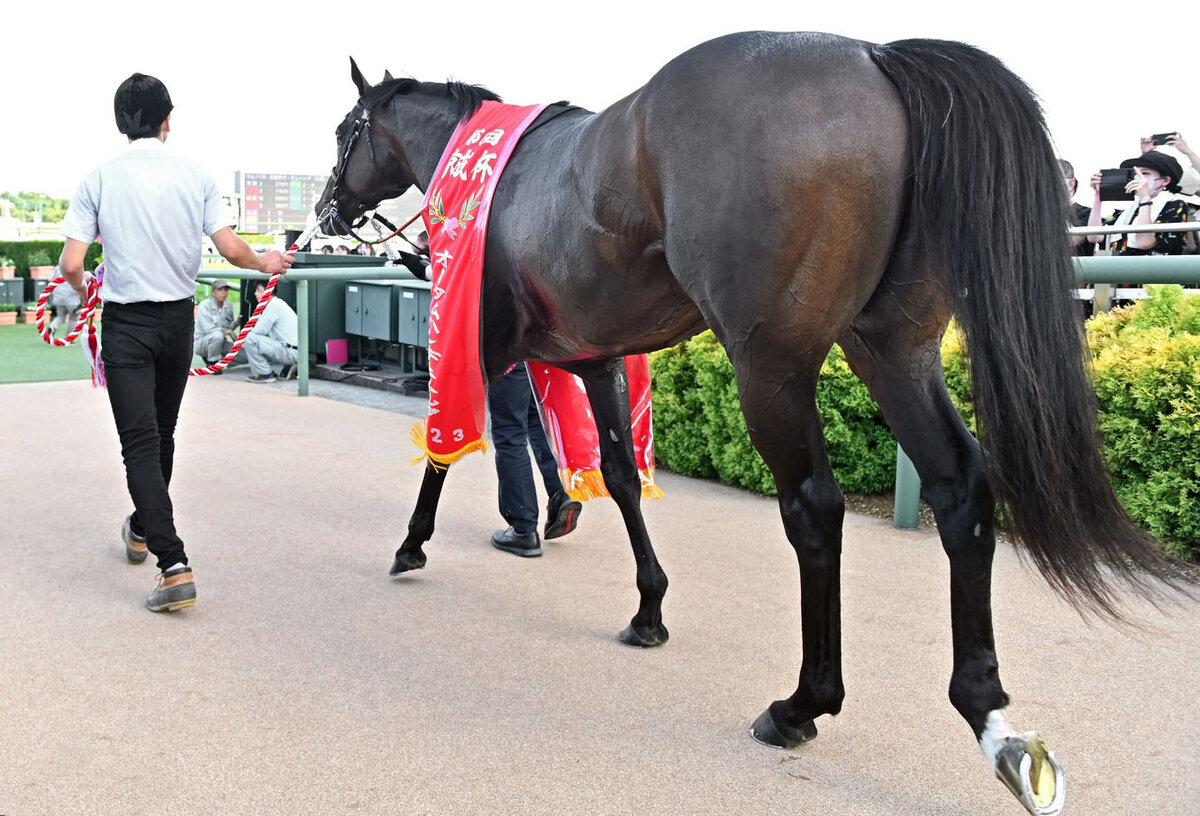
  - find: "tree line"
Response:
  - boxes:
[1,191,69,223]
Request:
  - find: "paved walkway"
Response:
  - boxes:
[2,377,1197,815]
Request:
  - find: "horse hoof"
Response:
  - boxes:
[617,622,669,647]
[993,733,1066,816]
[389,549,427,576]
[749,708,818,749]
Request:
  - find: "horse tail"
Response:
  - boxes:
[868,39,1180,616]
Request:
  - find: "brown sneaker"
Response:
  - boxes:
[122,515,148,564]
[146,567,196,612]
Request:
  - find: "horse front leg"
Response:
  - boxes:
[389,461,449,575]
[572,357,669,647]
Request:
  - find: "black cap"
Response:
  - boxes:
[1120,150,1184,193]
[114,73,174,138]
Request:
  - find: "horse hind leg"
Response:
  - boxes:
[569,357,669,647]
[710,339,846,749]
[840,300,1066,816]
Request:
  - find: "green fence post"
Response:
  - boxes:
[893,444,920,529]
[297,278,309,397]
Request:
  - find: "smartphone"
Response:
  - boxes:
[1098,168,1135,201]
[1151,132,1177,146]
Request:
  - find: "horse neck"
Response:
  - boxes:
[380,95,465,193]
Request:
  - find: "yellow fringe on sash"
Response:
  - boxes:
[405,417,663,499]
[408,419,487,471]
[563,468,664,501]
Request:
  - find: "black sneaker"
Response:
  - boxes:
[121,515,148,563]
[145,566,196,612]
[544,491,583,540]
[247,373,277,384]
[491,527,542,558]
[279,364,297,380]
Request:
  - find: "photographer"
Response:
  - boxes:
[1139,133,1200,195]
[1087,150,1188,255]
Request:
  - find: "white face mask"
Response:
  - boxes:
[1144,175,1161,194]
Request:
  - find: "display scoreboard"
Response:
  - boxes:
[235,171,328,233]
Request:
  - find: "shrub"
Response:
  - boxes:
[1087,286,1200,560]
[688,332,776,494]
[650,332,898,496]
[27,249,52,267]
[647,340,716,479]
[939,321,976,433]
[649,291,1200,561]
[0,241,101,276]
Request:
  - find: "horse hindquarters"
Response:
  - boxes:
[570,357,669,647]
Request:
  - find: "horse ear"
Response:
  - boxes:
[383,69,394,82]
[349,57,369,97]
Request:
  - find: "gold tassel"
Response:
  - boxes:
[640,468,664,500]
[408,419,487,470]
[562,468,665,501]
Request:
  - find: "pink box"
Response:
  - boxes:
[325,338,349,365]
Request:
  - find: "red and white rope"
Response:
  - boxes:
[38,223,319,379]
[36,275,101,347]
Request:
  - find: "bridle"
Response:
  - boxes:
[319,89,421,248]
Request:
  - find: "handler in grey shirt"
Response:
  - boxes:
[194,278,239,366]
[59,72,292,613]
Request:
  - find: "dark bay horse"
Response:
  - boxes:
[315,32,1179,815]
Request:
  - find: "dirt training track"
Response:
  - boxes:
[1,378,1197,815]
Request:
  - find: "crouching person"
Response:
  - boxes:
[244,280,299,383]
[193,278,239,367]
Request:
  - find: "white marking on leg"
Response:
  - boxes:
[979,709,1017,767]
[973,522,982,537]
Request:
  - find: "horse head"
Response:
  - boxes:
[314,58,502,237]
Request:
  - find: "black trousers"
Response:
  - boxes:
[487,363,564,534]
[100,299,194,571]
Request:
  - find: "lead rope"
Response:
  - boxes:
[37,220,324,382]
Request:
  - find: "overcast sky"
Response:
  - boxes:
[3,0,1190,208]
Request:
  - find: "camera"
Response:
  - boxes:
[1098,168,1135,201]
[1151,132,1177,146]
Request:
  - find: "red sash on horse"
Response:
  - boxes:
[409,100,661,500]
[528,357,662,500]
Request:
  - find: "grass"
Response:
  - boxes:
[0,322,94,384]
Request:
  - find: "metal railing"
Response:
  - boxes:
[196,253,417,397]
[892,233,1200,529]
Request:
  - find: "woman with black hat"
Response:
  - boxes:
[1086,149,1189,255]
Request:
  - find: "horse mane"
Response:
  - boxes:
[365,77,503,121]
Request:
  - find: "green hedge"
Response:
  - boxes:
[650,332,897,496]
[0,240,103,274]
[1086,286,1200,560]
[650,287,1200,560]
